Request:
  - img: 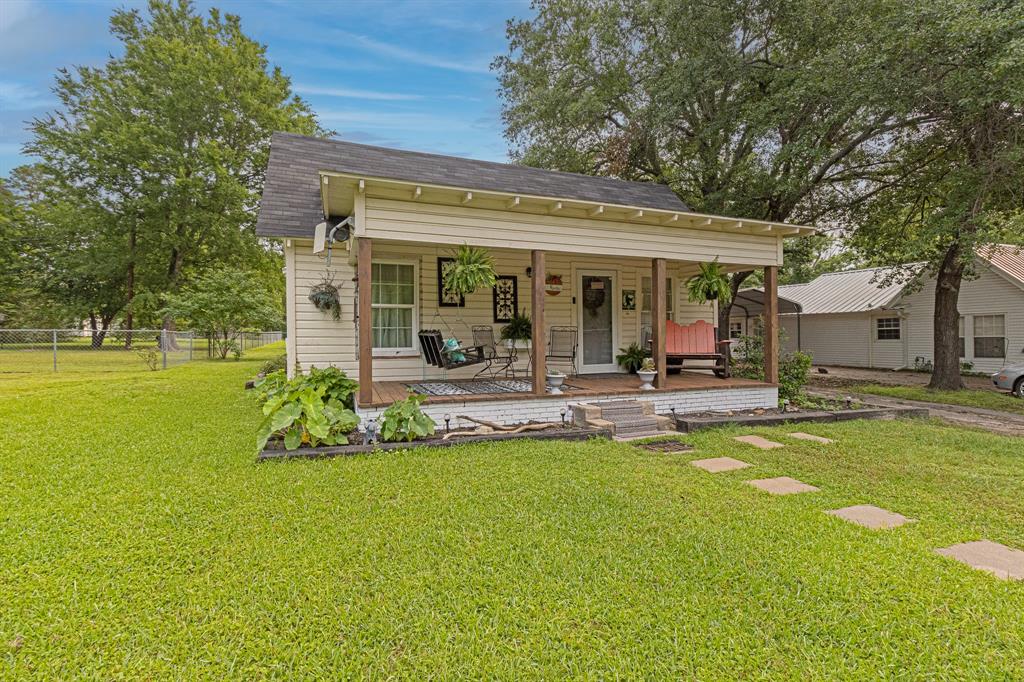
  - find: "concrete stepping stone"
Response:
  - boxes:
[788,432,834,444]
[690,456,751,473]
[935,540,1024,581]
[826,504,914,529]
[733,435,784,449]
[746,476,819,495]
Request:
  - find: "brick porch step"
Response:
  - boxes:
[572,399,674,438]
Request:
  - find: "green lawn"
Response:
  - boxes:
[2,344,1023,678]
[854,383,1024,416]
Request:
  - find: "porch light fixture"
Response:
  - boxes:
[526,266,533,278]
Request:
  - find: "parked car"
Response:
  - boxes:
[991,364,1024,398]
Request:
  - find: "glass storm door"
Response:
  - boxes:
[578,273,617,372]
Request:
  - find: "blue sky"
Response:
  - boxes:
[0,0,534,176]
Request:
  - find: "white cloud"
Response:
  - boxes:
[337,31,493,75]
[0,81,51,110]
[293,84,423,101]
[317,108,469,132]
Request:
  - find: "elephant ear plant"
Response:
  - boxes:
[687,259,732,304]
[254,366,359,451]
[379,393,436,442]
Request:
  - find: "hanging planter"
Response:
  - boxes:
[686,259,732,304]
[308,273,342,320]
[443,245,497,299]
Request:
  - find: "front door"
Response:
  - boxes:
[578,272,618,372]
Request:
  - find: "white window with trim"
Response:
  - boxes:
[973,314,1005,358]
[958,317,966,358]
[640,276,674,333]
[876,317,901,341]
[371,261,417,353]
[729,321,744,339]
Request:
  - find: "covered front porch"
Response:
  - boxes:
[365,370,772,408]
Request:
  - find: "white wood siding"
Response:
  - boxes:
[787,313,872,366]
[287,239,717,383]
[900,264,1024,374]
[362,195,783,266]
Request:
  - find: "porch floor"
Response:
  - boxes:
[364,371,773,408]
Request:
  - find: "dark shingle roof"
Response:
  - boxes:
[255,132,688,237]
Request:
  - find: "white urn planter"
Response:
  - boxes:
[636,369,657,391]
[546,371,566,395]
[504,338,531,351]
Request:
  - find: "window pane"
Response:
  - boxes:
[975,337,1005,358]
[974,315,1005,337]
[372,306,413,349]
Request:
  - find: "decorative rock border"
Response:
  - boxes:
[257,426,613,462]
[675,405,929,433]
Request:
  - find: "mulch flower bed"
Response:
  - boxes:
[258,423,612,461]
[674,402,929,433]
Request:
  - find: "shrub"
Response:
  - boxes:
[379,393,436,442]
[253,367,359,451]
[260,353,288,375]
[731,333,811,403]
[135,347,160,371]
[160,269,281,359]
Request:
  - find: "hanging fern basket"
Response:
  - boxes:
[308,274,342,320]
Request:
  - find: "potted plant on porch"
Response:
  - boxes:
[545,369,567,394]
[636,357,657,391]
[500,309,532,350]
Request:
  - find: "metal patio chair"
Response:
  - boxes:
[546,326,578,376]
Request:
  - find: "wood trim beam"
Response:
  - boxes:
[652,257,667,388]
[357,237,373,406]
[763,265,779,384]
[531,250,546,395]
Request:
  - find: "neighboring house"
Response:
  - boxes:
[255,132,814,425]
[732,246,1024,373]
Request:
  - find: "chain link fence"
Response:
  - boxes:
[0,329,283,373]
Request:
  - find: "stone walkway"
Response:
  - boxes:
[687,431,1024,580]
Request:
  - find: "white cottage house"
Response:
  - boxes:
[255,133,816,425]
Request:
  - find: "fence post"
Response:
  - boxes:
[52,330,57,372]
[161,329,168,369]
[189,332,193,361]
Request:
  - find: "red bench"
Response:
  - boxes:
[663,319,732,378]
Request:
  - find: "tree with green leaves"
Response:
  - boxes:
[161,269,282,359]
[848,0,1024,390]
[495,0,927,344]
[22,0,324,340]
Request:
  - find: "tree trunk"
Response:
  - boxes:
[717,271,752,360]
[161,246,185,349]
[124,226,136,349]
[928,244,966,390]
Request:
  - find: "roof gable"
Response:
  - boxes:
[256,132,687,237]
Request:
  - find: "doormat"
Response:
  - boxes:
[406,379,581,396]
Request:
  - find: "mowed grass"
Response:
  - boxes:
[2,343,1023,679]
[856,383,1024,416]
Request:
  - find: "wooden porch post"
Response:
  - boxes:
[763,265,779,384]
[531,249,546,395]
[357,238,373,406]
[651,258,667,388]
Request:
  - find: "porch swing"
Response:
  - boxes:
[416,246,489,373]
